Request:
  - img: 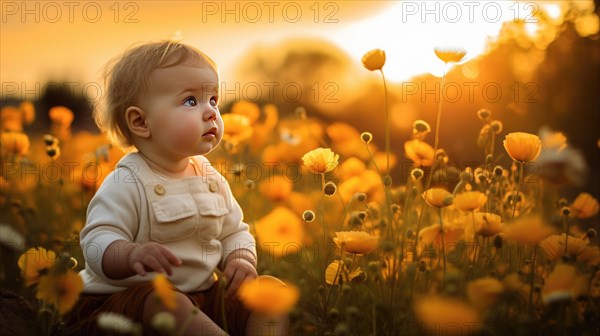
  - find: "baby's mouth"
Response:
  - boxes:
[202,127,218,138]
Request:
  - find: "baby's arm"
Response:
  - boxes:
[103,240,181,279]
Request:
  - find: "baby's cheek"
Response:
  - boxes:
[172,121,202,146]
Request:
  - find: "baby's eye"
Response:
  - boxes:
[183,97,197,107]
[209,97,218,107]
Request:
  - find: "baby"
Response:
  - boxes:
[66,41,280,335]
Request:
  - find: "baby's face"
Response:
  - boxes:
[141,61,223,158]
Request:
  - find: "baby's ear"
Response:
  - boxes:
[125,106,150,139]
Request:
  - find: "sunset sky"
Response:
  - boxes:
[3,0,592,102]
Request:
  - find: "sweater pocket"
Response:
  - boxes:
[151,194,198,242]
[193,193,230,240]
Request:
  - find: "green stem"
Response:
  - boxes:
[439,208,447,287]
[529,245,537,309]
[563,215,570,257]
[512,161,524,219]
[433,65,447,156]
[379,69,390,174]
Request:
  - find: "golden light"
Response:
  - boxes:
[331,1,544,81]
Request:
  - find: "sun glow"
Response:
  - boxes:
[331,1,543,81]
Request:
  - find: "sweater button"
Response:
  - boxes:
[209,181,219,193]
[154,184,166,196]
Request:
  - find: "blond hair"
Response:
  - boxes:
[95,41,218,150]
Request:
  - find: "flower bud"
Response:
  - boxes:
[561,206,572,217]
[383,175,392,186]
[323,181,337,196]
[477,109,491,121]
[490,120,503,134]
[302,210,315,222]
[360,132,373,144]
[354,192,367,202]
[295,106,307,119]
[411,168,424,180]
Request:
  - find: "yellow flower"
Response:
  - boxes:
[434,47,467,63]
[238,275,300,315]
[467,277,505,310]
[333,231,378,255]
[1,106,23,131]
[540,234,589,261]
[571,192,599,219]
[503,216,556,245]
[18,247,56,286]
[453,191,488,212]
[404,139,435,167]
[464,212,504,239]
[36,269,83,315]
[20,101,36,125]
[302,147,339,174]
[152,273,177,310]
[48,106,74,126]
[540,128,567,152]
[222,114,253,145]
[418,221,464,255]
[503,132,542,162]
[258,175,293,202]
[255,207,304,257]
[0,132,30,158]
[422,188,453,208]
[337,157,367,180]
[542,263,577,304]
[578,246,600,266]
[361,49,386,71]
[231,100,260,124]
[325,260,347,285]
[325,261,364,285]
[414,296,480,336]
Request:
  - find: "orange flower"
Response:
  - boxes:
[540,234,589,261]
[503,132,542,162]
[337,157,367,180]
[578,246,600,266]
[255,207,304,257]
[302,148,339,174]
[20,101,36,125]
[152,273,177,310]
[231,100,260,124]
[464,212,504,239]
[222,114,253,145]
[1,106,23,131]
[453,191,487,212]
[238,275,300,315]
[422,188,453,208]
[434,47,467,63]
[571,192,599,219]
[36,269,83,315]
[418,221,464,255]
[503,216,556,245]
[325,261,364,285]
[542,263,577,304]
[404,139,435,167]
[362,49,386,71]
[18,247,56,286]
[0,132,30,158]
[414,296,480,336]
[48,106,74,126]
[540,128,567,152]
[258,175,293,202]
[467,277,505,310]
[333,231,378,255]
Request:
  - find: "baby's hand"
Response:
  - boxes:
[223,251,257,299]
[128,242,182,276]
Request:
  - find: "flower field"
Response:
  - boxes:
[2,7,600,334]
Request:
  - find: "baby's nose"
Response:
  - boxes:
[203,105,217,121]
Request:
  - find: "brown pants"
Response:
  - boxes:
[64,280,251,336]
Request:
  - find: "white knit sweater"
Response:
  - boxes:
[79,152,256,293]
